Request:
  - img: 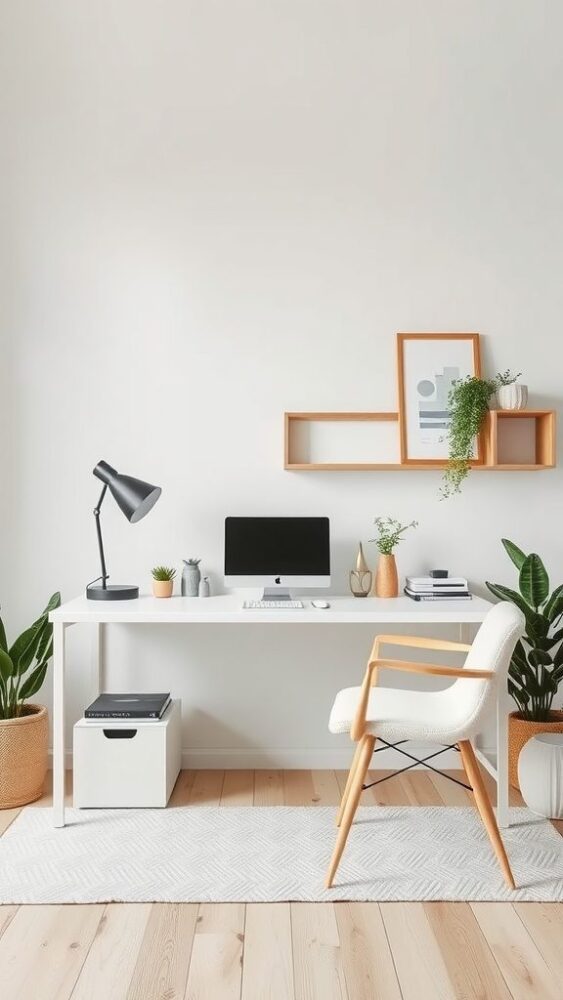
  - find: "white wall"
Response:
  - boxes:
[2,1,562,765]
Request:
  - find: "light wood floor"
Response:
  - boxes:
[0,767,562,1000]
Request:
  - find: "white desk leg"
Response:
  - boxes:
[90,622,104,699]
[497,683,510,828]
[53,622,66,828]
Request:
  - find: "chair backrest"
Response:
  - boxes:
[443,601,524,732]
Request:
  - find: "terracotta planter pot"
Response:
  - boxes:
[508,710,563,790]
[153,580,174,598]
[0,704,48,809]
[372,554,399,598]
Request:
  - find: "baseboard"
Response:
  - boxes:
[51,743,492,771]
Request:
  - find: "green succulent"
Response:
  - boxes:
[441,370,521,499]
[151,566,176,582]
[486,539,563,721]
[0,592,61,719]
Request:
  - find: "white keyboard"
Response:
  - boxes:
[242,600,304,610]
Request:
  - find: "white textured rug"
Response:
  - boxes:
[1,806,562,903]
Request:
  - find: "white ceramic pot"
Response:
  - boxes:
[518,733,563,819]
[497,383,528,410]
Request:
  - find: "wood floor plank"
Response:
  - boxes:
[471,902,561,1000]
[169,769,196,806]
[185,904,245,1000]
[291,903,348,1000]
[242,904,294,1000]
[220,770,254,806]
[127,903,198,1000]
[380,902,455,999]
[427,770,473,806]
[254,769,284,805]
[311,770,341,806]
[397,771,443,805]
[335,902,401,1000]
[71,903,151,1000]
[0,905,18,940]
[0,904,104,1000]
[283,770,316,806]
[513,902,563,979]
[424,901,511,999]
[187,770,225,805]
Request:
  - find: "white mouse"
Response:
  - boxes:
[312,600,330,609]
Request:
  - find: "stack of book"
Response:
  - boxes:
[84,692,171,720]
[404,577,472,601]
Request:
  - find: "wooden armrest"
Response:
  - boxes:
[375,634,472,653]
[372,657,493,680]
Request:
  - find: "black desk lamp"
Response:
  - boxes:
[87,460,162,601]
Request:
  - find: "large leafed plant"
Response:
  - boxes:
[486,541,563,721]
[0,593,61,719]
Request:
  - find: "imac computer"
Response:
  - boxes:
[225,516,330,607]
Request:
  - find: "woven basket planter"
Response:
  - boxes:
[0,704,48,809]
[509,710,563,790]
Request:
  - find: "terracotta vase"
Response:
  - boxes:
[372,553,399,598]
[508,710,563,789]
[0,704,48,808]
[153,579,173,598]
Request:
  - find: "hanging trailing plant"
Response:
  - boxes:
[440,369,520,499]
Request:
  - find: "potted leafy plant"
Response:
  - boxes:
[0,592,61,808]
[369,517,418,597]
[151,566,176,598]
[486,540,563,788]
[441,370,521,498]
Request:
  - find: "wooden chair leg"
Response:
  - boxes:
[336,740,363,827]
[326,734,375,888]
[458,740,516,890]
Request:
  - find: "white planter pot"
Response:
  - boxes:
[518,733,563,819]
[497,383,528,410]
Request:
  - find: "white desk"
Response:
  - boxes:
[50,594,508,827]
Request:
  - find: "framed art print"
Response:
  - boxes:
[397,333,482,464]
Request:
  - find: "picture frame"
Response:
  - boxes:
[397,333,482,465]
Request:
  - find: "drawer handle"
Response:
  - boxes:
[103,729,137,739]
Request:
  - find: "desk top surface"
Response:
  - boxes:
[51,593,493,624]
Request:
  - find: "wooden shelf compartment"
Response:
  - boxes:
[284,412,446,470]
[481,410,556,470]
[284,409,556,472]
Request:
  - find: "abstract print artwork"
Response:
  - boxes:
[397,334,481,462]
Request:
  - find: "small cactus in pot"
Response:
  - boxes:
[182,558,201,597]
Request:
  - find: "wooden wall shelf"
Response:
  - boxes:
[284,410,556,471]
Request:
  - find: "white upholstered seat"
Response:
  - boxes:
[329,602,524,745]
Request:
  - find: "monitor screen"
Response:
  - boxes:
[224,517,330,578]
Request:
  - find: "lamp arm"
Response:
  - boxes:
[93,484,109,589]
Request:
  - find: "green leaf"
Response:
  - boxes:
[35,622,53,664]
[486,582,536,621]
[519,554,549,609]
[544,585,563,623]
[525,612,551,648]
[0,647,14,682]
[528,649,553,668]
[8,614,48,675]
[553,642,563,669]
[0,615,7,653]
[501,538,527,571]
[18,660,48,701]
[43,592,62,616]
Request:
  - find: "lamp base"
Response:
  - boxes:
[87,584,139,601]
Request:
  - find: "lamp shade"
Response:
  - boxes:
[93,460,162,523]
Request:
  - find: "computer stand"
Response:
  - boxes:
[261,588,293,601]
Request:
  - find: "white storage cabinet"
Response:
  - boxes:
[73,699,181,808]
